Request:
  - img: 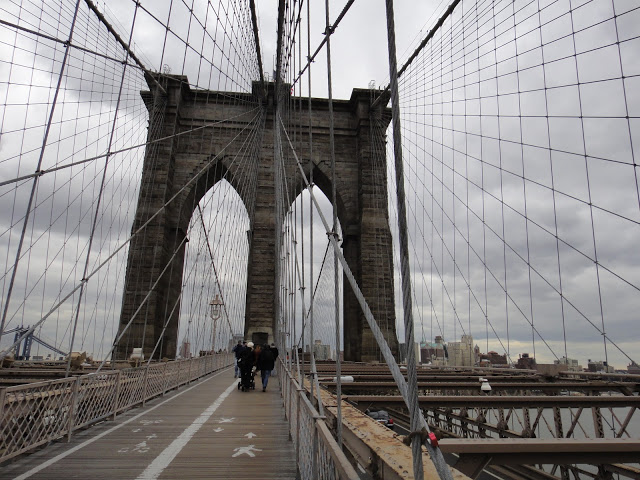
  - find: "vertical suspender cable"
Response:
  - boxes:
[297,7,304,378]
[324,0,342,448]
[306,0,313,400]
[384,0,453,478]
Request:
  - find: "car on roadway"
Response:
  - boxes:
[365,409,394,431]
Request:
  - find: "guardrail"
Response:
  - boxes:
[0,354,233,462]
[279,362,359,480]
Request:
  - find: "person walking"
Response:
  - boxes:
[232,340,245,378]
[257,344,275,392]
[253,343,262,366]
[238,342,255,391]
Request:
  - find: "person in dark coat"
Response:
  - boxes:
[238,342,255,390]
[257,344,275,392]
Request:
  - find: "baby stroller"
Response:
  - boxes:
[238,367,255,391]
[237,343,256,392]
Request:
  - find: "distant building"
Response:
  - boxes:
[554,356,583,372]
[516,353,536,370]
[420,339,446,365]
[313,339,331,361]
[587,359,615,373]
[478,350,508,367]
[447,335,475,367]
[628,362,640,375]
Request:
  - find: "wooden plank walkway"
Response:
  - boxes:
[0,367,298,480]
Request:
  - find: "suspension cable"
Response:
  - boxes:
[280,115,454,480]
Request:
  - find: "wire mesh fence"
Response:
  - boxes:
[278,361,359,480]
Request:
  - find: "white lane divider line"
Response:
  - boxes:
[136,380,237,480]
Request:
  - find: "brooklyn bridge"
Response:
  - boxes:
[1,0,639,478]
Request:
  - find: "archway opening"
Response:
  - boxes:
[178,179,250,357]
[282,187,344,361]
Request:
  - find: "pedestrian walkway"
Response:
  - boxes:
[0,367,297,480]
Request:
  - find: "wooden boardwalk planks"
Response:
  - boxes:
[0,368,298,480]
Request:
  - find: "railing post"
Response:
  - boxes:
[295,387,302,477]
[312,414,324,478]
[162,361,169,396]
[142,365,150,406]
[0,387,6,436]
[187,357,193,384]
[176,359,182,389]
[286,367,291,427]
[67,376,81,442]
[112,370,122,420]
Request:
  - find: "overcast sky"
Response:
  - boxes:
[1,0,638,369]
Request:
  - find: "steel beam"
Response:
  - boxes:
[321,381,638,393]
[439,438,640,465]
[346,395,640,408]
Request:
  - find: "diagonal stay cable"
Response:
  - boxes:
[371,0,462,109]
[65,0,143,377]
[0,108,260,188]
[0,0,83,342]
[197,204,233,335]
[96,234,189,371]
[291,0,356,88]
[0,112,260,361]
[384,0,452,477]
[279,114,454,480]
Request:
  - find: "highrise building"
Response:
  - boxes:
[447,335,475,367]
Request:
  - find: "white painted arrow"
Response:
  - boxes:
[213,427,224,433]
[232,445,262,457]
[244,432,256,439]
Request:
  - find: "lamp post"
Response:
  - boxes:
[209,294,223,353]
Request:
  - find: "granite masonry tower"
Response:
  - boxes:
[114,75,399,362]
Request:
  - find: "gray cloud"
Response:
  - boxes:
[1,0,638,371]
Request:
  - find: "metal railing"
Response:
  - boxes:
[0,354,233,461]
[278,362,359,480]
